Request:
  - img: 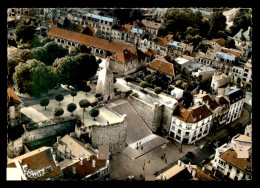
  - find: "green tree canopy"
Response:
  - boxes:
[32,42,68,66]
[55,94,64,106]
[79,99,90,111]
[14,24,35,44]
[89,108,100,121]
[71,91,77,101]
[139,81,149,90]
[53,107,64,118]
[40,97,50,110]
[8,57,22,81]
[154,87,162,96]
[13,59,57,96]
[67,103,77,116]
[230,10,252,36]
[53,53,98,86]
[19,49,33,63]
[124,75,135,85]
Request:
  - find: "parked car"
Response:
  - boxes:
[186,152,194,158]
[126,175,135,180]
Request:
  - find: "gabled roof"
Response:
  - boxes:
[147,59,175,76]
[7,88,22,104]
[156,34,173,46]
[209,38,226,47]
[173,105,213,123]
[48,26,137,62]
[195,166,216,180]
[225,88,245,104]
[108,48,138,63]
[221,48,243,58]
[219,149,252,174]
[7,147,63,180]
[194,94,221,111]
[123,24,135,33]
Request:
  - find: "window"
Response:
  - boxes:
[229,165,232,171]
[185,132,189,137]
[172,126,175,131]
[236,169,240,175]
[242,78,246,81]
[244,69,249,72]
[243,73,248,77]
[109,22,112,25]
[105,21,107,24]
[178,129,181,135]
[227,172,230,177]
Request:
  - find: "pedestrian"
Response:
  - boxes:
[148,160,150,164]
[141,146,143,150]
[136,146,139,150]
[140,174,143,178]
[165,159,167,163]
[163,153,166,158]
[143,166,145,170]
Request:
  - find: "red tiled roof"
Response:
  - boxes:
[62,155,106,179]
[173,105,213,123]
[48,26,137,63]
[123,24,135,33]
[195,167,216,180]
[156,34,173,46]
[218,96,229,106]
[221,48,242,58]
[42,19,59,25]
[8,147,63,180]
[146,49,157,57]
[219,149,252,174]
[134,20,145,28]
[209,38,226,47]
[7,88,22,104]
[108,48,138,63]
[194,94,220,111]
[147,59,175,76]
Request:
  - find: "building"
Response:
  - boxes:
[232,27,252,48]
[224,88,245,124]
[141,19,162,35]
[174,57,193,71]
[244,124,252,137]
[171,87,184,100]
[215,52,237,65]
[53,134,109,180]
[168,41,194,57]
[47,26,147,75]
[139,32,157,50]
[212,130,252,181]
[169,104,213,144]
[7,88,22,127]
[84,13,117,39]
[156,160,217,181]
[211,72,231,92]
[146,58,180,81]
[7,147,63,180]
[241,59,252,89]
[155,34,173,55]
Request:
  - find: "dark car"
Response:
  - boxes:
[186,152,194,158]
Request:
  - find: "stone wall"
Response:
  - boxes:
[128,94,161,132]
[7,117,78,158]
[89,120,127,155]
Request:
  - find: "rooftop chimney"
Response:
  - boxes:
[178,160,181,166]
[92,159,96,168]
[79,158,83,165]
[69,150,72,159]
[192,169,197,177]
[57,136,61,144]
[202,167,205,171]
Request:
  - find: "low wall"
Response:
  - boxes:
[7,116,78,158]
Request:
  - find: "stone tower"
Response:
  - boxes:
[95,58,115,102]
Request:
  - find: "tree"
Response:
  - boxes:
[32,42,68,66]
[40,97,49,110]
[53,53,98,86]
[111,9,132,25]
[55,94,64,106]
[8,38,17,47]
[175,80,182,86]
[209,11,227,36]
[14,25,34,44]
[230,10,252,36]
[63,17,72,29]
[79,99,90,112]
[67,103,77,116]
[124,75,134,85]
[13,59,57,96]
[71,91,77,101]
[225,39,236,49]
[19,49,33,63]
[139,81,149,91]
[154,87,162,96]
[89,108,99,121]
[8,57,22,81]
[181,82,189,89]
[53,107,64,118]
